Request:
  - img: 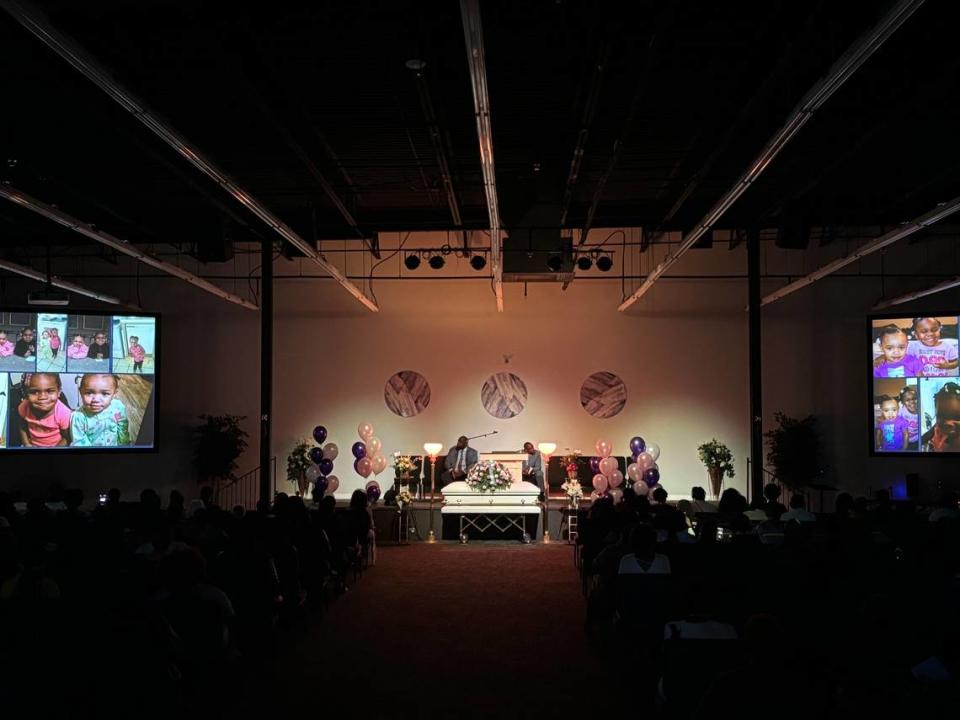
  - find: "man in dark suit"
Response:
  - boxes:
[442,435,478,486]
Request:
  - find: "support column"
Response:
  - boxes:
[748,227,764,501]
[259,238,274,508]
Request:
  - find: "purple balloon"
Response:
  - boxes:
[353,457,361,473]
[643,466,660,487]
[318,458,334,476]
[313,425,328,444]
[589,456,602,474]
[313,476,329,495]
[308,447,324,464]
[366,485,381,503]
[629,436,646,455]
[352,441,367,459]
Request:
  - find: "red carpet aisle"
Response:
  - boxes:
[273,544,612,719]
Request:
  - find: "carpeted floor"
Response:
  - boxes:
[270,543,612,719]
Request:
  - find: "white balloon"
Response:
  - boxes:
[610,487,624,504]
[305,465,321,482]
[646,443,661,462]
[633,481,649,496]
[636,452,654,471]
[609,470,624,488]
[367,437,382,456]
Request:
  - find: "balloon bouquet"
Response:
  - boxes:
[590,435,663,503]
[354,422,387,505]
[306,425,340,500]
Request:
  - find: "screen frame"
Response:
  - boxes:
[867,311,958,458]
[0,307,161,454]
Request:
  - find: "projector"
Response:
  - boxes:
[27,288,70,306]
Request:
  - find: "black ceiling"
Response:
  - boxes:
[1,0,957,257]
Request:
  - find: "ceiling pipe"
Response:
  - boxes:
[0,185,260,310]
[460,0,503,311]
[618,0,926,312]
[762,196,960,306]
[1,0,379,312]
[0,256,126,306]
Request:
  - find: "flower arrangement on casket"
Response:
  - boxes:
[465,459,513,493]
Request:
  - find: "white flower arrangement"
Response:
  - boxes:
[397,488,414,507]
[465,459,513,493]
[561,478,584,502]
[393,453,417,476]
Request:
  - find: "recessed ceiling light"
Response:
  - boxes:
[405,59,427,71]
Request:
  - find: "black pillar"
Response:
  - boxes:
[748,227,764,501]
[259,238,273,508]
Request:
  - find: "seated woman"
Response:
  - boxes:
[347,489,376,567]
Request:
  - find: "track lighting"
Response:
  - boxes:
[546,254,563,272]
[596,255,613,272]
[576,255,592,271]
[470,255,487,271]
[404,254,421,270]
[428,255,445,270]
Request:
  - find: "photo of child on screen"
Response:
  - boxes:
[87,332,110,361]
[70,374,130,447]
[874,325,923,378]
[875,394,909,452]
[17,372,71,447]
[42,327,62,359]
[67,334,88,360]
[0,331,13,357]
[14,327,36,359]
[898,385,919,450]
[128,336,146,373]
[921,381,960,452]
[908,317,959,377]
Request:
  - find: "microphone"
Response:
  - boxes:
[467,430,498,440]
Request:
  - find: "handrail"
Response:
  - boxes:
[217,456,277,510]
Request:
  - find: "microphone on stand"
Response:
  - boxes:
[467,430,498,440]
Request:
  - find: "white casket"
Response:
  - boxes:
[440,480,542,514]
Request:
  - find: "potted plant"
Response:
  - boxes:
[697,438,735,499]
[764,412,822,489]
[192,414,249,499]
[287,438,312,496]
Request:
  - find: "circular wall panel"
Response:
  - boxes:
[384,370,431,417]
[481,372,528,419]
[580,371,627,418]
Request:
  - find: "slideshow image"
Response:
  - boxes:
[111,315,156,374]
[37,312,68,373]
[918,377,960,453]
[66,315,114,373]
[872,316,959,378]
[872,378,919,452]
[0,372,7,448]
[5,372,155,448]
[0,312,38,374]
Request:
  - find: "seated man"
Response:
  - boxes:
[780,494,816,523]
[442,435,478,486]
[521,441,544,491]
[689,486,718,516]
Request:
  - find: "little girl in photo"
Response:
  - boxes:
[909,317,958,377]
[874,325,923,378]
[42,328,62,358]
[17,372,71,447]
[71,373,130,446]
[128,335,145,373]
[898,385,919,450]
[0,330,13,357]
[67,334,88,360]
[876,395,909,452]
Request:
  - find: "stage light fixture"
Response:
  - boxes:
[428,255,445,270]
[546,253,563,272]
[470,254,487,271]
[404,253,421,270]
[576,255,592,271]
[596,254,613,272]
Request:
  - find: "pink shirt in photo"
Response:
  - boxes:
[0,340,13,357]
[67,342,88,359]
[130,343,146,362]
[18,400,72,447]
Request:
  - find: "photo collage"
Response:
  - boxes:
[871,316,959,453]
[0,312,157,450]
